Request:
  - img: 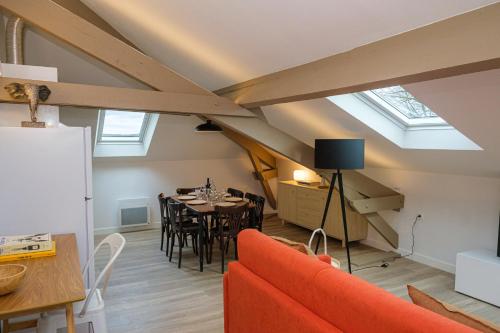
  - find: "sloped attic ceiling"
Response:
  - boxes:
[77,0,500,178]
[263,69,500,177]
[81,0,497,89]
[16,18,247,162]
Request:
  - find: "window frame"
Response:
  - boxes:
[96,110,151,144]
[359,90,447,129]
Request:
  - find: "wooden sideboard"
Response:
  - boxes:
[277,180,368,246]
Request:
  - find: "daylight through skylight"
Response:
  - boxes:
[94,110,159,157]
[370,86,437,119]
[102,110,147,137]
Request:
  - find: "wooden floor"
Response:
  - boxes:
[96,216,500,333]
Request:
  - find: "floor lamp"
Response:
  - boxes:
[313,139,365,274]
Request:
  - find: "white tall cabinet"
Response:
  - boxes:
[0,127,94,270]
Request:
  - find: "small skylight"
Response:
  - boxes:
[361,86,446,128]
[98,110,149,143]
[94,110,159,157]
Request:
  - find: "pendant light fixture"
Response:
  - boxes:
[195,120,223,132]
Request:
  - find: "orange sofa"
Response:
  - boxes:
[223,229,479,333]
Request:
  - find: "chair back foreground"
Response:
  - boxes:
[81,233,126,317]
[224,230,479,333]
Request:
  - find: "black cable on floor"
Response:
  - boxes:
[353,214,422,272]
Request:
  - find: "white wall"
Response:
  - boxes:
[92,157,269,232]
[360,168,500,273]
[276,160,500,273]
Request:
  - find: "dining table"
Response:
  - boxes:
[172,195,251,272]
[0,234,85,333]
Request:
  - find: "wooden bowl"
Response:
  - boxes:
[0,264,27,296]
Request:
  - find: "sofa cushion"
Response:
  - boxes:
[310,268,479,333]
[408,285,500,333]
[237,230,331,307]
[270,236,316,256]
[269,236,332,265]
[225,263,342,333]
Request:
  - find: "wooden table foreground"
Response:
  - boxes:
[0,234,86,333]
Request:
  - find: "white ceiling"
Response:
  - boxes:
[81,0,497,90]
[15,1,500,177]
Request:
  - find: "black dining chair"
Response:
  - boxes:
[158,193,196,256]
[227,187,244,198]
[209,203,249,273]
[244,192,266,231]
[166,201,200,269]
[158,193,169,252]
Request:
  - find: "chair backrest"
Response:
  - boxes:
[80,233,126,317]
[167,201,187,232]
[245,192,266,228]
[158,193,167,224]
[227,187,244,198]
[176,187,196,195]
[216,203,249,236]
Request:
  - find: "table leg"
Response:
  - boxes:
[3,319,9,333]
[65,303,76,333]
[199,213,204,272]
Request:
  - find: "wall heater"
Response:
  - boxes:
[118,198,150,228]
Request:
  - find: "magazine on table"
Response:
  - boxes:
[0,233,52,255]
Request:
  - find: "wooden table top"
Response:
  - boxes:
[0,234,86,319]
[172,196,250,214]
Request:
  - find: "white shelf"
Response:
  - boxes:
[455,249,500,307]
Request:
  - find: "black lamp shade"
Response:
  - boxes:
[314,139,365,170]
[195,120,223,132]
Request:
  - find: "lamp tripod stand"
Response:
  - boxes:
[314,169,352,274]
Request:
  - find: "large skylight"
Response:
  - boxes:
[361,86,446,127]
[327,91,482,151]
[370,86,437,119]
[94,110,159,157]
[99,110,149,143]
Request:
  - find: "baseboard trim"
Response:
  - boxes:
[398,248,456,274]
[94,221,161,235]
[361,237,455,274]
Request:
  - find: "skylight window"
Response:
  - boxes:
[327,90,482,151]
[361,86,446,128]
[98,110,150,143]
[370,86,437,119]
[94,110,159,157]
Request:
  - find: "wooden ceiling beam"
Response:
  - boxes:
[349,195,405,214]
[214,123,277,168]
[50,0,138,49]
[248,151,277,210]
[0,0,209,95]
[0,77,255,117]
[216,3,500,108]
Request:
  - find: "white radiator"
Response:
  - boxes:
[118,198,150,227]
